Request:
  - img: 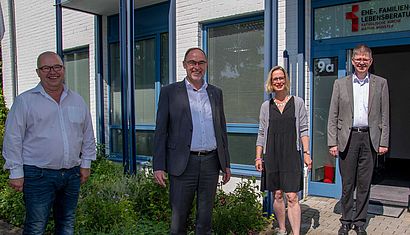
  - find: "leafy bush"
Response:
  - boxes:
[0,88,9,152]
[212,178,269,234]
[0,186,24,226]
[0,145,269,234]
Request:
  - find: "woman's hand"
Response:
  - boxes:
[304,153,312,170]
[255,158,263,172]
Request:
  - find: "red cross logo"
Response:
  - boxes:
[346,4,359,32]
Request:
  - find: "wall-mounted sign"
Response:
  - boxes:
[314,57,338,77]
[314,0,410,40]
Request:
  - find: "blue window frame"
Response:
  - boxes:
[203,15,264,176]
[107,2,169,161]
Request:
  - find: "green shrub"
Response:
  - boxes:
[127,169,171,222]
[0,145,269,234]
[212,177,269,234]
[0,187,25,226]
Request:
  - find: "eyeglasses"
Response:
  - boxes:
[272,77,285,82]
[352,58,372,63]
[38,64,64,73]
[185,60,207,67]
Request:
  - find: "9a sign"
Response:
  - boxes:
[314,57,338,76]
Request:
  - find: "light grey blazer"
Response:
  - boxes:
[256,96,309,154]
[327,74,390,152]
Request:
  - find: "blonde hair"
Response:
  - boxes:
[265,65,290,94]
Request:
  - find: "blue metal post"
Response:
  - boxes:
[126,0,136,174]
[119,0,130,174]
[168,0,176,84]
[120,0,136,174]
[95,15,105,150]
[263,0,278,217]
[55,0,63,58]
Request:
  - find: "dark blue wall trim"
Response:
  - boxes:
[108,2,169,43]
[297,0,305,54]
[312,0,363,9]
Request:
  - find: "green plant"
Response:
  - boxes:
[212,177,269,234]
[127,168,171,222]
[0,187,25,226]
[0,143,270,234]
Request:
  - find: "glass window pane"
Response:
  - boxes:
[135,130,154,156]
[228,133,257,165]
[207,20,264,124]
[64,49,90,106]
[311,57,338,183]
[110,43,122,126]
[135,39,156,124]
[111,128,123,155]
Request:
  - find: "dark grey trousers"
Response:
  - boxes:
[339,131,376,227]
[169,152,220,235]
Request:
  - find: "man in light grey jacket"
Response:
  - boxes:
[328,44,389,235]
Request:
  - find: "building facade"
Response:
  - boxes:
[1,0,409,202]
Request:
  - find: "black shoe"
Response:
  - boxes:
[353,226,367,235]
[338,224,351,235]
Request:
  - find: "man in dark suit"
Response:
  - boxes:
[153,47,231,235]
[328,44,389,235]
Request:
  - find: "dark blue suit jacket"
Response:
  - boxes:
[153,80,230,176]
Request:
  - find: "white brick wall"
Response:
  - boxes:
[1,0,97,136]
[175,0,265,80]
[62,9,97,135]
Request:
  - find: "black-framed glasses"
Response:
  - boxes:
[185,60,207,67]
[38,64,64,73]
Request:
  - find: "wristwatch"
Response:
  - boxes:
[303,151,310,155]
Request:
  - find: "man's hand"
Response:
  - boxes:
[222,168,231,185]
[329,146,338,157]
[9,178,24,192]
[378,146,388,155]
[80,168,91,184]
[154,170,167,187]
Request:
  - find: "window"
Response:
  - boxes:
[205,16,264,167]
[64,47,90,106]
[109,33,169,156]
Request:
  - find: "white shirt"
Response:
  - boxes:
[352,73,369,127]
[2,83,96,179]
[185,79,217,151]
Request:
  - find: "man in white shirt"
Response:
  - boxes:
[2,51,96,234]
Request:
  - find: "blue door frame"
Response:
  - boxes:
[309,27,410,199]
[308,48,346,198]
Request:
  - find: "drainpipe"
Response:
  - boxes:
[8,0,18,99]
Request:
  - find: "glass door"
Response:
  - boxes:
[309,49,346,198]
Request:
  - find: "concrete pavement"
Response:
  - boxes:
[262,196,410,235]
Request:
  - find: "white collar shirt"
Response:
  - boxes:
[2,83,96,179]
[185,79,217,151]
[352,73,370,127]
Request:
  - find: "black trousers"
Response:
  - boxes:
[339,131,376,227]
[169,152,220,235]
